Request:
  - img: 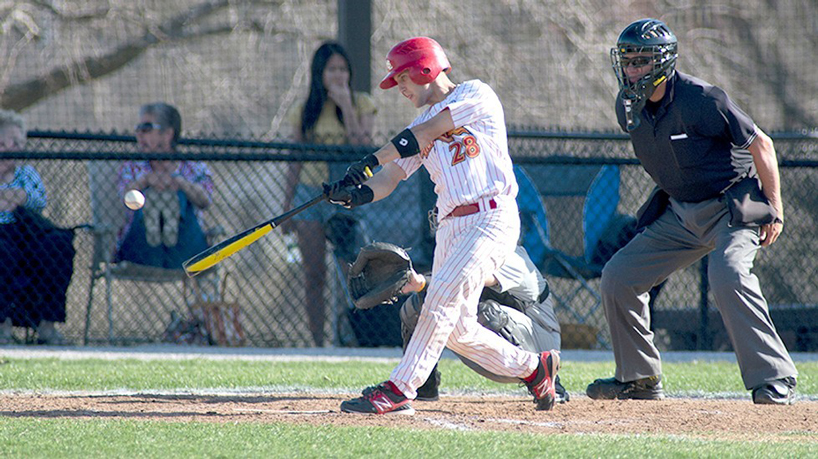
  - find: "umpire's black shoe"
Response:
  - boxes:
[416,367,440,401]
[586,375,664,400]
[752,377,796,405]
[555,375,569,403]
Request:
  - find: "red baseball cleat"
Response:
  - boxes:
[342,381,415,415]
[524,350,560,411]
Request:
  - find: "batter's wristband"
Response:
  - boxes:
[391,128,421,158]
[361,153,380,170]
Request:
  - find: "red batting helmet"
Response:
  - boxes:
[379,37,451,90]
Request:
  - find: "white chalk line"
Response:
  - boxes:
[485,418,563,428]
[233,408,332,414]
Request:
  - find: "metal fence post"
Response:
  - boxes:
[698,256,710,350]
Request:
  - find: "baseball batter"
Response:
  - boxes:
[587,19,797,404]
[325,37,559,415]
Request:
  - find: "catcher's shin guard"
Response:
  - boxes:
[399,292,423,348]
[415,365,440,401]
[397,294,440,401]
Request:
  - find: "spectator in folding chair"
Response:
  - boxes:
[0,109,74,345]
[115,102,213,270]
[282,41,376,346]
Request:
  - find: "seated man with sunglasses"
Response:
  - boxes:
[115,102,213,270]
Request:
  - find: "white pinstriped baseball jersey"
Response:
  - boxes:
[394,80,518,218]
[388,79,540,399]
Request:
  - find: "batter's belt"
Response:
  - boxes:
[447,198,497,218]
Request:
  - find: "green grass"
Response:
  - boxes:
[0,418,816,459]
[0,357,815,396]
[0,356,815,458]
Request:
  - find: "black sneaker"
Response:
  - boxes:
[586,375,664,400]
[555,375,569,403]
[524,350,560,411]
[362,369,440,402]
[752,377,796,405]
[343,381,415,415]
[416,367,440,401]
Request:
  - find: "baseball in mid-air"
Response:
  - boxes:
[124,189,145,210]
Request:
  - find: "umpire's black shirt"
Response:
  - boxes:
[616,71,758,202]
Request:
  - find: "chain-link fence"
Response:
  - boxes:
[2,130,815,351]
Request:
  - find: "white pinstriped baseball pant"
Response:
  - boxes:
[390,198,540,399]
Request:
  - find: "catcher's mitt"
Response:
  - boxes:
[348,242,413,310]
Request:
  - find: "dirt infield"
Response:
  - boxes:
[2,392,816,441]
[3,348,817,441]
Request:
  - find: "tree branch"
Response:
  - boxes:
[0,0,283,111]
[28,0,110,22]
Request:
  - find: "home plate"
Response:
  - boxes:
[234,408,332,414]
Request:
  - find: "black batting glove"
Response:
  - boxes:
[324,180,351,206]
[344,153,379,187]
[323,181,374,209]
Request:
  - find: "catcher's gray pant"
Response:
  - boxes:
[389,202,539,399]
[460,296,560,383]
[602,196,797,389]
[400,294,561,384]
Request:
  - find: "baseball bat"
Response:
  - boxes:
[182,166,373,277]
[183,193,326,277]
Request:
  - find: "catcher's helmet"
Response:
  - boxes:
[610,19,678,103]
[379,37,451,90]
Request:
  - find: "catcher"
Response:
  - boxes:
[347,242,568,403]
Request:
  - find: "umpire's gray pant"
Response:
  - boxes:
[600,196,797,389]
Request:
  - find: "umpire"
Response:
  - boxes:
[587,19,797,404]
